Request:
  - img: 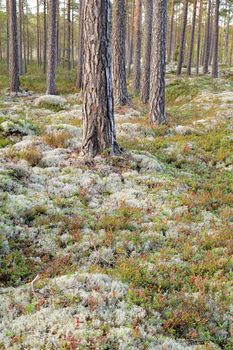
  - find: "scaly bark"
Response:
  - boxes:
[212,0,220,78]
[47,0,57,94]
[81,0,120,157]
[196,0,203,75]
[203,0,212,74]
[112,0,130,105]
[149,0,167,124]
[8,0,20,93]
[76,0,84,88]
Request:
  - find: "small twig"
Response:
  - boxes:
[29,274,40,299]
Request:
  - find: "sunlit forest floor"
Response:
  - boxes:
[0,63,232,349]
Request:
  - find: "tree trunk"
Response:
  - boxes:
[47,0,57,94]
[196,0,203,74]
[167,0,175,63]
[6,0,10,65]
[177,0,188,75]
[203,0,212,74]
[212,0,220,78]
[81,0,120,157]
[149,0,167,125]
[112,0,130,105]
[23,0,27,72]
[132,0,142,92]
[8,0,20,93]
[127,0,135,78]
[187,0,197,75]
[36,0,41,65]
[56,0,60,65]
[18,0,23,74]
[43,0,47,74]
[140,0,153,104]
[76,0,84,88]
[66,0,71,70]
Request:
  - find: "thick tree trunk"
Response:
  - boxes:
[177,0,188,76]
[140,0,153,104]
[112,0,130,105]
[8,0,20,93]
[196,0,203,75]
[167,0,175,63]
[149,0,167,125]
[76,0,84,88]
[203,0,212,74]
[187,0,197,75]
[212,0,220,78]
[47,0,57,94]
[132,0,142,92]
[43,0,47,74]
[81,0,120,157]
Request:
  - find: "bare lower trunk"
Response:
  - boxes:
[140,0,153,104]
[8,0,20,93]
[177,0,188,76]
[81,0,120,157]
[76,0,84,88]
[149,0,167,125]
[112,0,130,105]
[203,0,212,74]
[212,0,219,78]
[18,0,23,74]
[47,0,57,94]
[66,0,71,70]
[132,0,142,92]
[187,0,197,75]
[196,0,203,75]
[43,0,47,74]
[167,0,175,63]
[127,0,135,78]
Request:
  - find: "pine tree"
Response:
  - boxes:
[81,0,120,157]
[47,0,57,94]
[8,0,20,93]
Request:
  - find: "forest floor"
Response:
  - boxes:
[0,66,233,349]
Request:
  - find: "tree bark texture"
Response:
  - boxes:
[212,0,220,78]
[81,0,120,157]
[196,0,203,74]
[112,0,130,105]
[187,0,197,75]
[203,0,212,74]
[140,0,153,104]
[8,0,20,93]
[149,0,167,125]
[76,0,84,88]
[47,0,57,94]
[132,0,142,92]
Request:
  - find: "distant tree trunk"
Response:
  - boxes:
[177,0,188,75]
[66,0,71,70]
[8,0,20,93]
[56,0,60,65]
[81,0,120,157]
[212,0,219,78]
[140,0,153,104]
[43,0,47,74]
[224,3,230,65]
[187,0,197,75]
[18,0,23,74]
[23,1,27,72]
[167,0,175,63]
[6,0,10,65]
[76,0,84,88]
[62,0,66,67]
[112,0,130,105]
[132,0,142,92]
[127,0,135,78]
[36,0,40,65]
[149,0,167,125]
[47,0,57,94]
[71,0,74,68]
[203,0,212,74]
[196,0,203,74]
[0,1,2,61]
